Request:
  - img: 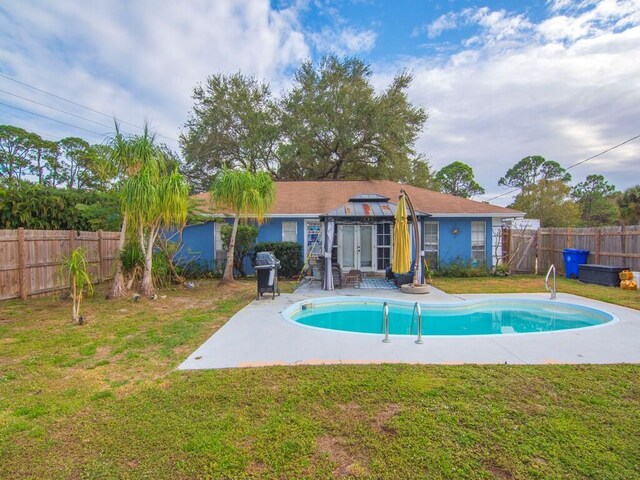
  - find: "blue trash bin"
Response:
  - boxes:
[562,248,589,279]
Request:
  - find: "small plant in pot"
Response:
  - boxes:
[423,259,433,284]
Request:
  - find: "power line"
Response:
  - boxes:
[0,101,107,137]
[565,133,640,170]
[0,88,116,130]
[0,72,179,143]
[485,133,640,202]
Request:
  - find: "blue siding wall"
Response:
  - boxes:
[178,222,215,271]
[255,218,305,244]
[244,217,305,274]
[178,216,493,274]
[433,217,493,269]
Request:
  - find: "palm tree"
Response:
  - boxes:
[210,168,275,285]
[123,148,189,297]
[618,185,640,225]
[106,122,151,299]
[141,167,189,296]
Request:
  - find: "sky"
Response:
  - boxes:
[1,0,639,206]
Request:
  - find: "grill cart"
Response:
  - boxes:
[255,251,280,300]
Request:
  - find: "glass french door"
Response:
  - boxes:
[338,225,374,271]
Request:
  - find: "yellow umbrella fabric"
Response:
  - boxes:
[393,194,411,274]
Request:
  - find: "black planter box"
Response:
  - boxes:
[578,264,627,287]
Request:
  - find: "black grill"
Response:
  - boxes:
[254,251,280,299]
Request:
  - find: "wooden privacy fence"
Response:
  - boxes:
[0,229,120,300]
[505,225,640,274]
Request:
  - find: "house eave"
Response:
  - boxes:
[197,211,524,220]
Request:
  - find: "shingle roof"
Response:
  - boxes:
[193,180,523,217]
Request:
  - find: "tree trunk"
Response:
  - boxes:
[220,215,239,285]
[140,227,158,297]
[107,214,128,299]
[71,280,78,323]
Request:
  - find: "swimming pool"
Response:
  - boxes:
[283,297,615,336]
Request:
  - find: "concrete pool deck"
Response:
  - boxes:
[178,282,640,369]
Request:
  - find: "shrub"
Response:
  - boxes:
[252,242,303,278]
[151,252,172,288]
[117,243,173,288]
[220,223,258,277]
[0,182,121,231]
[177,259,216,279]
[434,257,490,278]
[118,243,144,274]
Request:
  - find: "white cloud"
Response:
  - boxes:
[424,12,458,39]
[417,7,533,45]
[389,4,640,205]
[309,26,377,55]
[0,0,310,148]
[1,0,639,206]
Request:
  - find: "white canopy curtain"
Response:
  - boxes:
[322,219,335,290]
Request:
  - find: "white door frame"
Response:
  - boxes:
[337,224,376,272]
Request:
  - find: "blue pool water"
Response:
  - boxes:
[286,298,614,336]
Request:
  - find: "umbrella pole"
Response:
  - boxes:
[401,189,422,286]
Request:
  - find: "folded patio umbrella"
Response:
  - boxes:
[393,193,411,274]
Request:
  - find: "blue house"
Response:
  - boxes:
[181,180,523,275]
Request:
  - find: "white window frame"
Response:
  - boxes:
[471,221,486,265]
[304,219,323,259]
[376,223,392,271]
[282,221,298,243]
[214,222,227,269]
[423,221,439,268]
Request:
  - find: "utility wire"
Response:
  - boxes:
[0,101,107,137]
[0,72,179,143]
[565,133,640,170]
[0,88,117,130]
[485,133,640,202]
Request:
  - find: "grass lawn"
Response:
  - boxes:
[433,274,640,310]
[1,278,639,479]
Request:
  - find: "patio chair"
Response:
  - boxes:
[343,269,362,288]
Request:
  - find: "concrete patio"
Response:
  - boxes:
[178,281,640,369]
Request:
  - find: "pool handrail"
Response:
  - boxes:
[413,302,424,344]
[382,302,390,343]
[545,264,557,300]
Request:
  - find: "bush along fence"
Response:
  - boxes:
[252,242,303,278]
[504,225,640,274]
[0,228,120,300]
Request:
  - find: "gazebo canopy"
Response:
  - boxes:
[319,193,430,223]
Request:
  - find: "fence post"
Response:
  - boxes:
[503,227,511,272]
[97,230,104,283]
[595,228,601,264]
[17,228,28,300]
[535,229,541,275]
[69,230,76,254]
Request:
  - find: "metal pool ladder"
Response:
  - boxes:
[545,264,557,300]
[382,302,390,343]
[412,302,424,344]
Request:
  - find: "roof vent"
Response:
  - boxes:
[348,193,390,202]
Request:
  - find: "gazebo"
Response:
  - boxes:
[319,193,429,290]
